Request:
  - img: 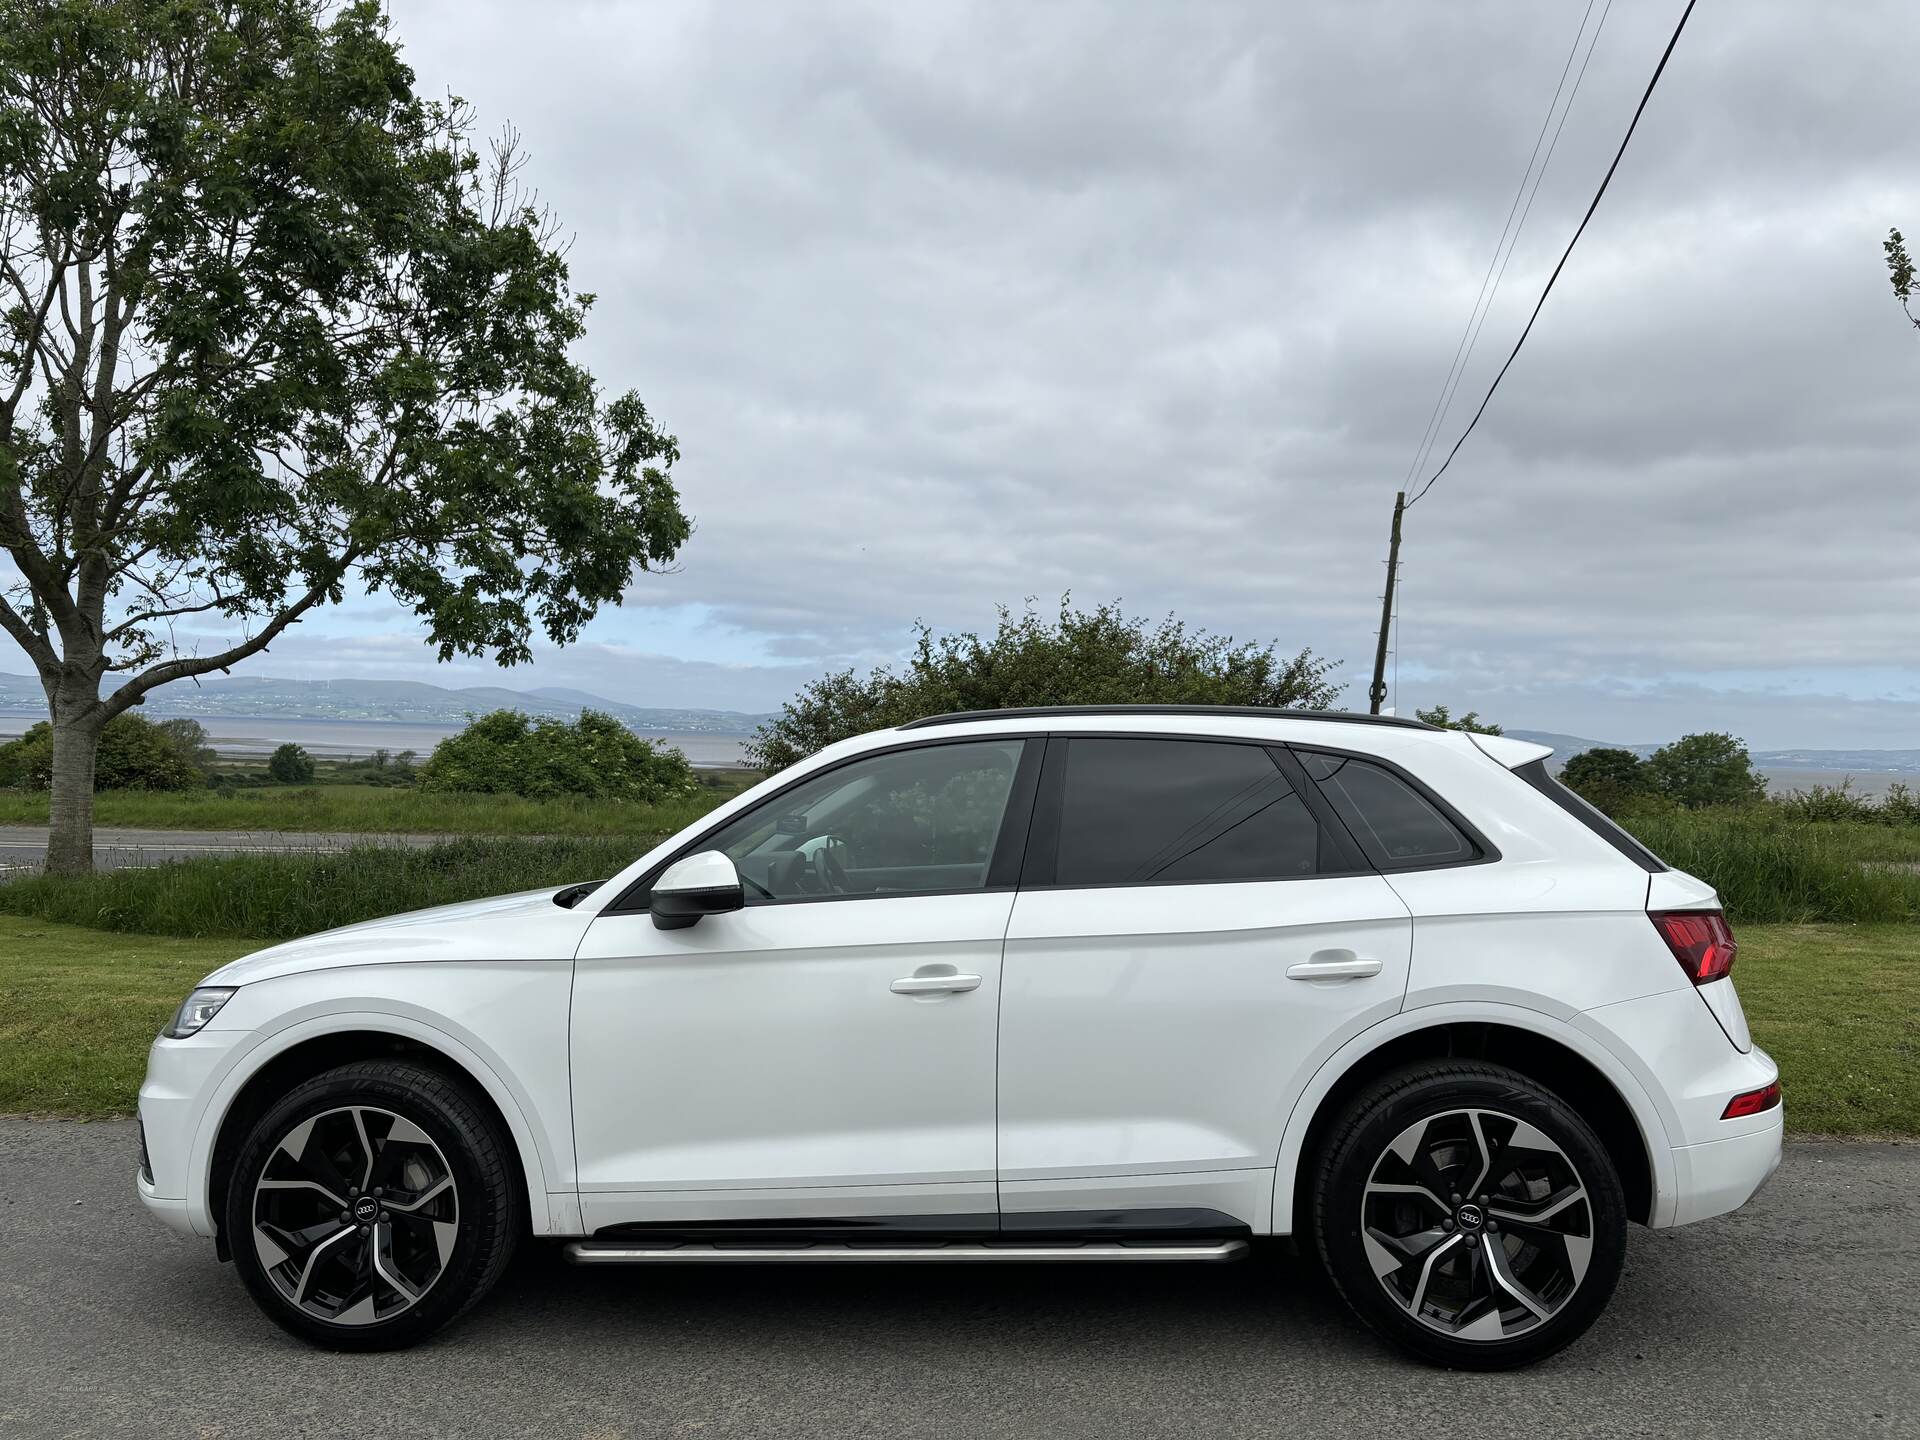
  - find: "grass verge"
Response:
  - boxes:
[1,914,1912,1134]
[1623,811,1920,923]
[0,780,743,838]
[0,836,648,940]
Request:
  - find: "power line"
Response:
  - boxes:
[1406,0,1698,509]
[1412,0,1614,488]
[1400,0,1601,492]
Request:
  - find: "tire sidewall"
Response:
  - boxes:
[1315,1065,1628,1370]
[225,1062,517,1351]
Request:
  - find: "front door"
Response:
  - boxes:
[571,735,1039,1232]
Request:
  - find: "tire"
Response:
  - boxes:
[224,1059,522,1351]
[1310,1060,1627,1370]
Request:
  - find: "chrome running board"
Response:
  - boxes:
[564,1239,1248,1265]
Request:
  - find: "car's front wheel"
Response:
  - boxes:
[1310,1060,1628,1370]
[225,1059,522,1350]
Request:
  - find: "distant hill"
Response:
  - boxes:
[0,672,773,736]
[1507,729,1920,774]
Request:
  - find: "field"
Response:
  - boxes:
[0,913,1912,1135]
[0,776,750,838]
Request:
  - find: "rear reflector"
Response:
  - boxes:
[1650,909,1738,985]
[1722,1080,1781,1120]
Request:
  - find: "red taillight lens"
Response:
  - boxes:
[1722,1080,1781,1119]
[1650,909,1738,985]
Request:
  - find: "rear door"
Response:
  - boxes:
[996,734,1413,1224]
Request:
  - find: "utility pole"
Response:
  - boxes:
[1368,490,1405,715]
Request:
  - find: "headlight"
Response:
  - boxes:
[164,986,237,1038]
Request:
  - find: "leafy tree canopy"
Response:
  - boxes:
[0,712,202,789]
[418,709,698,802]
[0,0,689,870]
[1559,746,1651,816]
[1414,703,1502,735]
[267,741,315,783]
[1645,732,1768,810]
[747,599,1341,771]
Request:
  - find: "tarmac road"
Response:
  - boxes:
[0,1121,1914,1438]
[0,825,450,876]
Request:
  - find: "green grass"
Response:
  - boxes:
[0,836,648,940]
[1,912,1912,1134]
[1622,810,1920,924]
[0,917,249,1116]
[0,778,746,838]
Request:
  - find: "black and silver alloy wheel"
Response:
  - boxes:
[227,1060,521,1351]
[1360,1108,1593,1342]
[252,1105,460,1326]
[1312,1061,1627,1370]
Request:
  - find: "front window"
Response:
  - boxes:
[701,739,1028,902]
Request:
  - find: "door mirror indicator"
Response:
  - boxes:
[650,850,746,930]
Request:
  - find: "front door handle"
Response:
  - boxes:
[1286,952,1383,981]
[891,968,982,995]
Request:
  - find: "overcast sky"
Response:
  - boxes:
[25,1,1920,747]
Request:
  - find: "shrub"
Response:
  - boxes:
[1413,704,1501,735]
[266,743,316,784]
[0,715,204,791]
[749,598,1340,770]
[419,709,697,803]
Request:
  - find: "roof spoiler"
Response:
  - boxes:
[1468,732,1555,768]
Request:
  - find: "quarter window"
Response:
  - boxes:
[1296,751,1477,868]
[1051,737,1353,886]
[699,739,1027,902]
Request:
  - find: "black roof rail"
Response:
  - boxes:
[896,705,1441,732]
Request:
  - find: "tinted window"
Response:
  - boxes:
[700,739,1026,902]
[1297,751,1476,867]
[1053,738,1346,886]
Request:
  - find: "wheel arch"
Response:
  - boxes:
[1274,1005,1671,1236]
[198,1020,557,1255]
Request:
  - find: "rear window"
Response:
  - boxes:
[1296,751,1479,869]
[1515,758,1667,872]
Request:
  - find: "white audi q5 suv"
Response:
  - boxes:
[138,706,1782,1367]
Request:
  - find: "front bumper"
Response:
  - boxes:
[136,1026,250,1239]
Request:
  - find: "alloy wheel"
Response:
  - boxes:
[251,1105,459,1326]
[1359,1107,1594,1342]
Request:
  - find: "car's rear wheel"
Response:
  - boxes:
[225,1059,521,1351]
[1311,1060,1627,1370]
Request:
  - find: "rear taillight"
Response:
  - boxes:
[1722,1080,1781,1119]
[1650,909,1738,984]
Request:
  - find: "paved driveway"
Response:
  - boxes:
[0,1121,1913,1438]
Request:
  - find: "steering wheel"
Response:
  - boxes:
[811,843,851,895]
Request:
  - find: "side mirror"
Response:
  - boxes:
[650,850,746,930]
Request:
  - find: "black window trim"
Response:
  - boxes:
[1514,757,1667,873]
[1285,742,1501,874]
[1018,731,1378,893]
[604,733,1047,915]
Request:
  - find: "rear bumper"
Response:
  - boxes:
[1669,1105,1785,1226]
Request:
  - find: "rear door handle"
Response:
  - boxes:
[891,971,983,995]
[1286,952,1383,981]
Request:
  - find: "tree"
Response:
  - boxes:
[748,599,1342,771]
[418,709,697,802]
[0,711,201,789]
[1646,732,1768,809]
[1888,228,1918,329]
[266,741,315,784]
[1559,746,1650,816]
[1414,704,1502,735]
[156,717,216,772]
[0,1,689,872]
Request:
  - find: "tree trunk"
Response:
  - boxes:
[45,698,105,876]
